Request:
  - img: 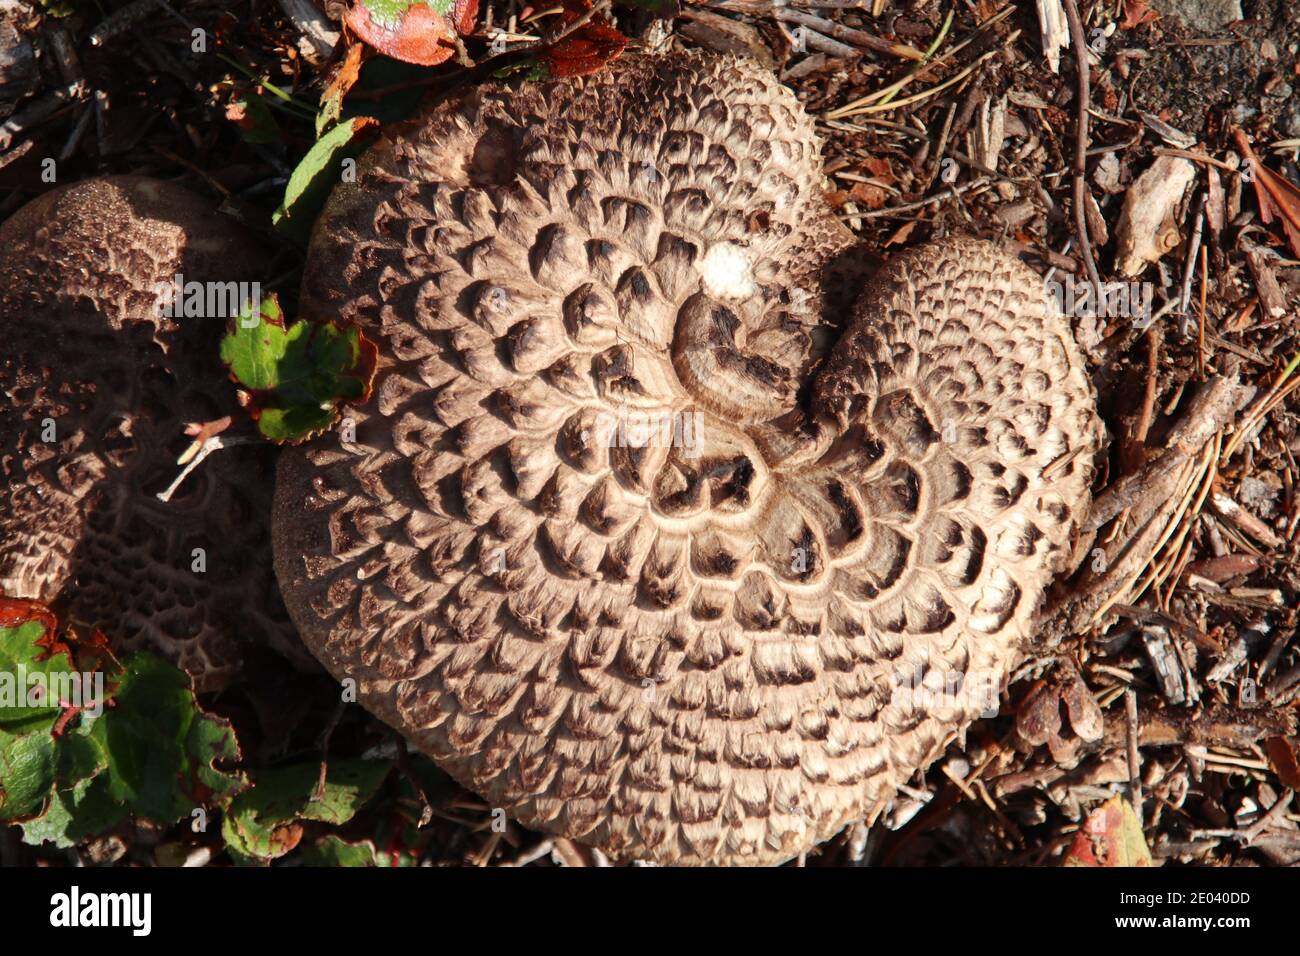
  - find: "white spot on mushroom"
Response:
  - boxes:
[698,241,757,301]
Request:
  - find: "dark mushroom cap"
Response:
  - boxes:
[274,53,1101,864]
[0,175,298,689]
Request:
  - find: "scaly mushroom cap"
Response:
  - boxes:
[274,53,1101,864]
[0,175,297,690]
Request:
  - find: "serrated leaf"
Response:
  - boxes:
[272,116,379,243]
[219,293,379,444]
[86,653,245,823]
[0,599,90,822]
[20,776,125,848]
[222,759,393,865]
[0,597,246,844]
[0,627,61,729]
[0,599,68,729]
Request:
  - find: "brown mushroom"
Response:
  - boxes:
[0,175,300,690]
[273,53,1102,864]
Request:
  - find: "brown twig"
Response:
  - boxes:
[1198,243,1209,375]
[1061,0,1104,302]
[1103,704,1297,750]
[851,176,993,219]
[1191,790,1295,846]
[542,0,610,45]
[0,82,87,152]
[150,145,234,199]
[277,0,340,60]
[1124,689,1142,818]
[89,0,165,45]
[768,7,924,60]
[1040,378,1255,644]
[1178,192,1207,335]
[1121,326,1160,474]
[311,697,349,803]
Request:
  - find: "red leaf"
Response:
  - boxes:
[346,0,479,67]
[861,156,895,183]
[848,182,887,210]
[225,100,253,129]
[448,0,478,34]
[0,597,57,633]
[540,1,627,78]
[1265,736,1300,790]
[322,41,368,110]
[1120,0,1160,29]
[1234,127,1300,260]
[1063,796,1154,867]
[883,220,918,246]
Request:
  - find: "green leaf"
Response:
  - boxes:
[0,731,56,820]
[20,776,125,848]
[0,601,87,822]
[228,94,283,144]
[0,619,69,728]
[299,834,379,866]
[219,294,289,392]
[20,651,245,841]
[363,0,450,27]
[219,293,379,444]
[272,116,379,243]
[88,653,245,823]
[0,600,243,843]
[222,759,393,865]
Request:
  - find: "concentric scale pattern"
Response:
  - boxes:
[274,53,1102,864]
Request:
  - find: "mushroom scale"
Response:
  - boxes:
[274,53,1102,864]
[0,176,300,690]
